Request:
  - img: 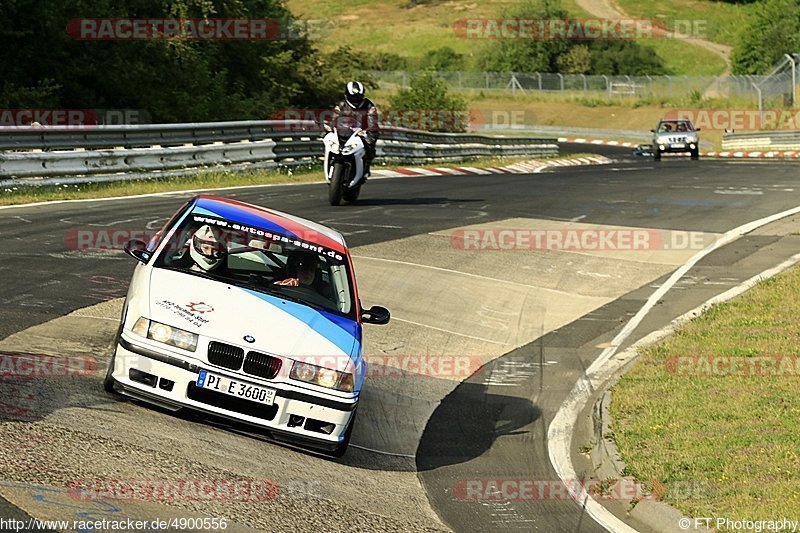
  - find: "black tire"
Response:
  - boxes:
[103,350,120,395]
[328,163,346,206]
[653,149,661,161]
[327,410,357,458]
[342,185,361,203]
[690,149,699,160]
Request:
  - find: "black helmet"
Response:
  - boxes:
[345,81,366,109]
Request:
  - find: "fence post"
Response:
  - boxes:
[582,74,587,92]
[785,54,797,108]
[558,73,564,92]
[538,73,542,91]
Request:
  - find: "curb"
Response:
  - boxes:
[558,136,800,159]
[371,155,612,178]
[549,203,800,533]
[587,249,800,533]
[702,150,800,159]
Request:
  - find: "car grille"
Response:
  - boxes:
[207,341,244,371]
[243,351,282,379]
[207,342,282,380]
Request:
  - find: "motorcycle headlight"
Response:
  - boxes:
[132,317,198,352]
[290,361,354,392]
[341,142,359,155]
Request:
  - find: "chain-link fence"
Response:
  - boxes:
[361,70,797,105]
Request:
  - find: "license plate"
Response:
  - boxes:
[197,370,276,406]
[671,143,686,148]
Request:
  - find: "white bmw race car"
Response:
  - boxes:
[104,195,390,457]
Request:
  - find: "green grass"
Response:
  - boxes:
[610,269,800,523]
[642,38,726,76]
[0,154,569,206]
[613,0,757,47]
[291,0,730,76]
[0,166,323,206]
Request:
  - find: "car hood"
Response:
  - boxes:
[147,269,361,360]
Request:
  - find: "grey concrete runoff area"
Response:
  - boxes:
[2,151,800,532]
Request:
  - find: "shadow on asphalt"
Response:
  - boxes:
[348,197,483,206]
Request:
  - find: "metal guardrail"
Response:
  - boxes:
[479,124,652,142]
[721,130,800,151]
[0,120,558,183]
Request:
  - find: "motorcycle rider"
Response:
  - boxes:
[331,81,379,177]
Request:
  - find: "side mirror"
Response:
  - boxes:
[361,305,390,325]
[649,129,655,132]
[695,127,702,131]
[124,239,151,264]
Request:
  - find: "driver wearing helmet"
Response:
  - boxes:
[274,251,319,288]
[331,81,380,178]
[188,224,232,276]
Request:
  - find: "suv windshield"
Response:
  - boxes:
[657,121,693,133]
[153,211,355,317]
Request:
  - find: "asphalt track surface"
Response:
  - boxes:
[3,145,800,532]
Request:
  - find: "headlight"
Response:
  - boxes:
[132,317,198,352]
[290,361,353,392]
[341,142,359,155]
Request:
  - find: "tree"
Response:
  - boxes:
[0,0,355,121]
[388,71,468,132]
[420,47,465,70]
[732,0,800,74]
[479,0,572,73]
[557,45,591,74]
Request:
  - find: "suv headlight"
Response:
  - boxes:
[132,317,198,352]
[290,361,354,392]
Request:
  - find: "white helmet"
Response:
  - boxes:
[190,224,227,271]
[345,81,366,109]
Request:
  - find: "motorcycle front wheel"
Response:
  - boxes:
[329,162,345,206]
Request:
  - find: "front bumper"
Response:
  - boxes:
[110,335,357,449]
[654,140,699,153]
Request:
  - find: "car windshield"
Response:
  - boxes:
[658,121,693,133]
[153,211,356,317]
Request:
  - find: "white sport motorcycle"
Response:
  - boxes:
[323,123,369,206]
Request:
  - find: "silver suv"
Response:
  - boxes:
[650,119,700,161]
